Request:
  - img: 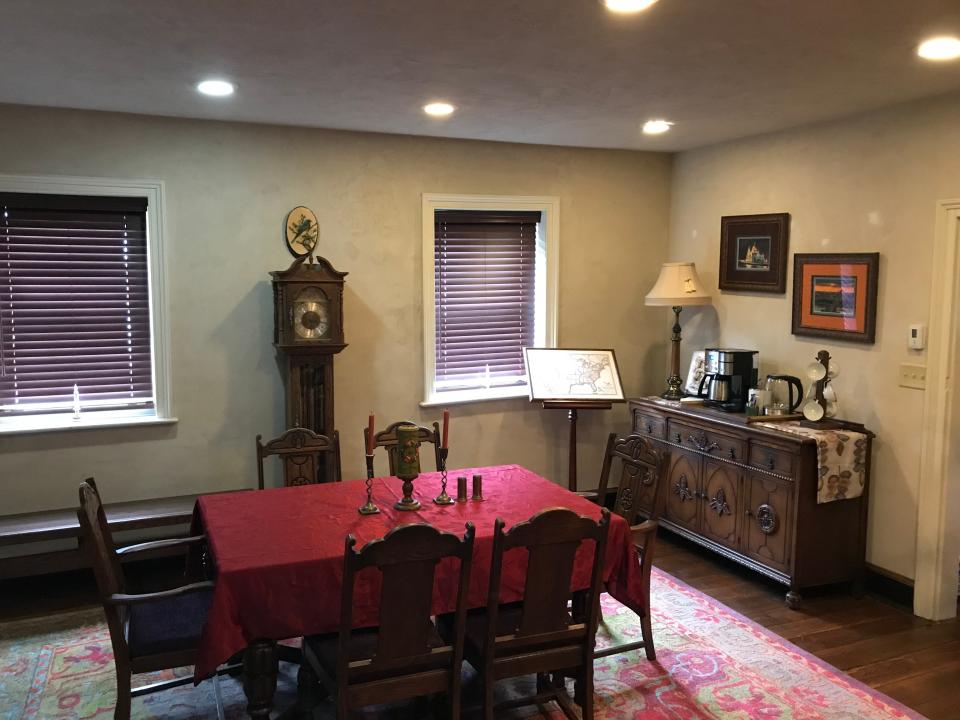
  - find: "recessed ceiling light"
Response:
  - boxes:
[603,0,659,14]
[423,102,455,117]
[196,79,235,97]
[918,36,960,61]
[643,119,673,135]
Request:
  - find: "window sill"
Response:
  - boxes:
[0,414,178,437]
[420,386,531,408]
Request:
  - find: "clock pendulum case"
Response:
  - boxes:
[270,255,348,481]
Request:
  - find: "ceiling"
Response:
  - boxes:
[3,1,960,151]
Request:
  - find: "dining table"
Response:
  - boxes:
[191,464,648,718]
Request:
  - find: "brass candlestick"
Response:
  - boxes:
[433,447,454,505]
[358,453,380,515]
[394,424,422,511]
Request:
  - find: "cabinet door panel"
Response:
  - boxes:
[700,460,741,549]
[665,451,700,532]
[744,473,794,573]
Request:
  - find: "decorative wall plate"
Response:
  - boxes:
[284,206,320,258]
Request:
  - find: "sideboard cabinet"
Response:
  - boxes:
[628,397,873,607]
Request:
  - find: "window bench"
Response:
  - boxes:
[0,494,204,580]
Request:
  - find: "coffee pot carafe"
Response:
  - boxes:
[765,374,803,415]
[698,373,731,403]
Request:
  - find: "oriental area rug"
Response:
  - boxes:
[0,568,925,720]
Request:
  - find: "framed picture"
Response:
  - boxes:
[685,350,706,396]
[719,213,790,293]
[523,348,625,402]
[792,253,879,344]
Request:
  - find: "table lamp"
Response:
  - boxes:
[645,262,712,399]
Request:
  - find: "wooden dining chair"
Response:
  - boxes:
[256,427,342,488]
[299,521,475,719]
[363,420,442,474]
[586,432,671,661]
[440,507,611,720]
[77,479,236,720]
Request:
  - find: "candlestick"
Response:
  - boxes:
[441,409,449,449]
[366,412,376,455]
[471,474,484,501]
[457,476,468,502]
[433,447,454,505]
[358,453,380,515]
[394,424,422,511]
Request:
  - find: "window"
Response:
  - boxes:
[422,195,558,405]
[0,176,171,433]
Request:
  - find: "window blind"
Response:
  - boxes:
[434,210,540,392]
[0,192,154,415]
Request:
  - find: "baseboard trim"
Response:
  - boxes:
[865,563,914,608]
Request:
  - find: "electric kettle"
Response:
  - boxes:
[765,375,803,415]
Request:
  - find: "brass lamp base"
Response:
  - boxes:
[662,379,685,401]
[662,305,686,400]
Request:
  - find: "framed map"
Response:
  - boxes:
[523,348,625,402]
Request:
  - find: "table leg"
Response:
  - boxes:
[568,408,578,492]
[242,639,278,719]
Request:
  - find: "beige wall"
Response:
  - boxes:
[670,93,960,580]
[0,104,672,515]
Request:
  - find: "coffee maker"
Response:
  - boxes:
[697,348,759,412]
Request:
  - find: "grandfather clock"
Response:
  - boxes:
[270,256,348,467]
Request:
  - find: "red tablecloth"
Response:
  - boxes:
[193,464,645,679]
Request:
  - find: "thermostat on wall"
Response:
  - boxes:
[908,323,926,350]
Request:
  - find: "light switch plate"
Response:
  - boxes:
[899,363,927,390]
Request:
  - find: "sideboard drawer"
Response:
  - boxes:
[749,443,795,478]
[632,411,665,439]
[667,420,746,463]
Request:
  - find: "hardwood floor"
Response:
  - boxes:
[654,530,960,720]
[3,539,958,719]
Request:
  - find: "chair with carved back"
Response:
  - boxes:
[299,521,475,719]
[587,432,671,661]
[256,427,342,489]
[363,420,442,475]
[440,507,611,720]
[77,479,236,720]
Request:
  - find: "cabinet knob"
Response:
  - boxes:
[646,423,653,434]
[744,508,752,516]
[675,432,682,443]
[766,453,776,470]
[728,447,736,460]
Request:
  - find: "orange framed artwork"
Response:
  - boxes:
[791,253,879,344]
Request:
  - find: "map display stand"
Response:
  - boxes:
[541,400,613,492]
[523,348,626,492]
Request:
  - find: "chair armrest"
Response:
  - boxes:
[115,534,206,556]
[630,519,658,547]
[106,580,215,606]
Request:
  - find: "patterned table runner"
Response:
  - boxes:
[756,422,868,503]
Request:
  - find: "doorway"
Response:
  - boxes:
[915,199,960,620]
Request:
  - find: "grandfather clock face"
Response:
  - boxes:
[292,286,331,340]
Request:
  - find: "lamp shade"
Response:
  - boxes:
[644,262,712,307]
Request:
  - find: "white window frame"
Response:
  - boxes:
[0,174,175,435]
[421,193,559,407]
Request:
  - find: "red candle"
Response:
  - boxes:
[441,409,449,449]
[367,412,375,455]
